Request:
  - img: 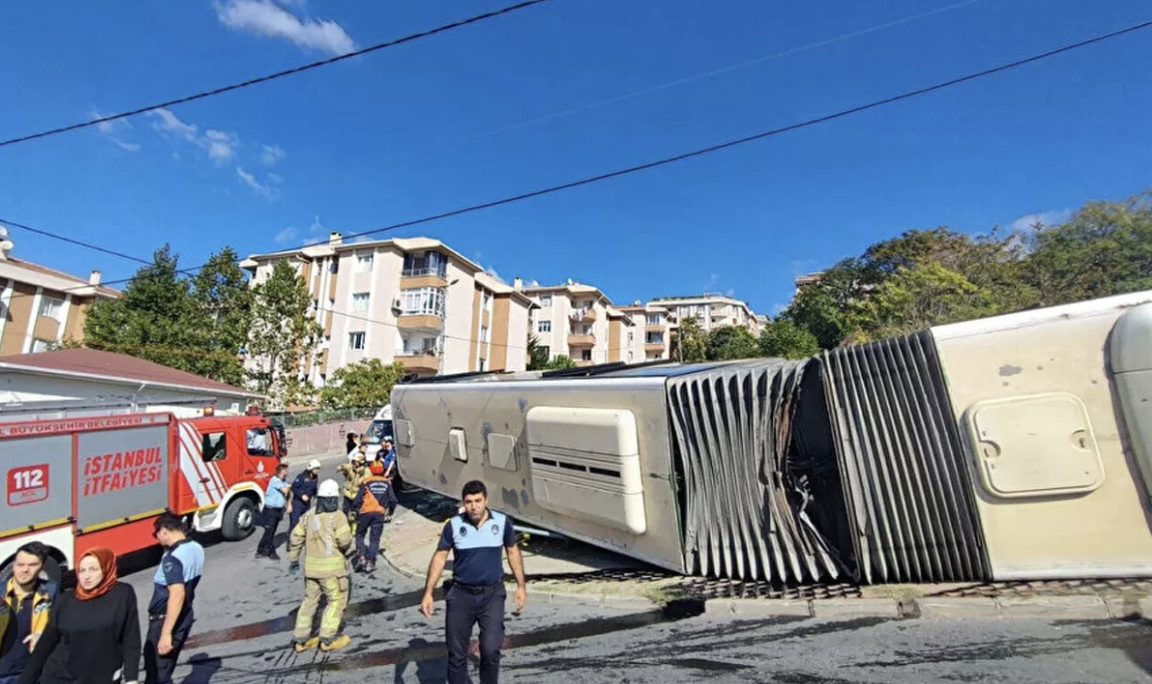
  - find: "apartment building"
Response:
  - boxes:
[519,279,643,366]
[0,228,120,356]
[241,234,534,383]
[649,293,760,335]
[619,302,677,361]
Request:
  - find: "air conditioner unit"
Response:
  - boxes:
[391,297,402,311]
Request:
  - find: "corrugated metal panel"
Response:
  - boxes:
[822,331,989,584]
[666,360,843,583]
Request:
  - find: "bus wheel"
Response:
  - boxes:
[221,497,258,541]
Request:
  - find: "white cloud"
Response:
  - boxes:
[1009,209,1072,233]
[89,109,140,152]
[274,226,298,245]
[216,0,356,56]
[724,288,736,297]
[147,108,241,166]
[205,130,239,164]
[267,172,284,183]
[261,144,287,167]
[703,273,720,291]
[148,108,200,143]
[236,166,275,199]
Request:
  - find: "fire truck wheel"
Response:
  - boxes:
[221,497,258,541]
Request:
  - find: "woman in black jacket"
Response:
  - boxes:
[19,548,141,684]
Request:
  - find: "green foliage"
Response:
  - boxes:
[777,189,1152,347]
[84,245,242,380]
[704,325,758,360]
[758,318,821,359]
[526,334,550,371]
[246,260,324,408]
[544,355,577,370]
[320,358,406,409]
[671,317,707,362]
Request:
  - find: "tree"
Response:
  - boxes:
[189,247,252,387]
[670,317,707,362]
[784,286,851,349]
[526,334,550,371]
[758,318,821,359]
[246,260,323,408]
[84,245,204,374]
[320,358,406,409]
[705,326,758,360]
[850,262,999,339]
[543,355,577,370]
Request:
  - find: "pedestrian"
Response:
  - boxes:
[1,543,58,684]
[18,548,141,684]
[337,450,369,527]
[144,514,204,684]
[345,432,358,455]
[289,460,321,532]
[256,463,291,560]
[287,479,354,653]
[351,461,396,574]
[420,480,527,684]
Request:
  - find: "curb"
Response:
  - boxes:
[709,595,1145,622]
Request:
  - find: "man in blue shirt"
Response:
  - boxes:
[146,513,204,684]
[256,463,291,560]
[421,480,526,684]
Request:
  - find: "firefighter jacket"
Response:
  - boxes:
[336,463,368,500]
[353,475,397,516]
[3,577,56,638]
[288,504,354,579]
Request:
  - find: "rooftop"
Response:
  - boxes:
[0,348,258,399]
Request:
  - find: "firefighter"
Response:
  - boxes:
[351,461,397,574]
[336,450,369,528]
[287,479,354,653]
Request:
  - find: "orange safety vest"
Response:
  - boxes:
[357,475,391,515]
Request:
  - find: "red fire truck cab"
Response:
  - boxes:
[0,409,284,581]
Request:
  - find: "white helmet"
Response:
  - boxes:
[318,479,340,498]
[307,459,322,470]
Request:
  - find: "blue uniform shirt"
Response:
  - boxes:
[149,539,204,628]
[291,472,318,504]
[382,448,396,472]
[265,475,289,509]
[438,510,515,586]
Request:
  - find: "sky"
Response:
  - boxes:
[1,0,1150,316]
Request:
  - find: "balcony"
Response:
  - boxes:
[400,266,449,289]
[569,308,597,323]
[645,324,664,333]
[575,359,594,367]
[397,313,444,332]
[568,333,596,347]
[645,342,666,354]
[397,353,439,375]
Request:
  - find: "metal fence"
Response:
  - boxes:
[266,406,378,428]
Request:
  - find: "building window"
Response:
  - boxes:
[479,358,487,372]
[480,326,489,343]
[539,295,552,306]
[31,339,52,353]
[628,351,634,362]
[538,320,551,333]
[38,297,64,320]
[646,314,661,325]
[352,293,370,312]
[540,345,550,359]
[481,291,492,311]
[581,325,592,335]
[627,332,634,344]
[646,333,664,344]
[349,332,366,350]
[356,254,374,273]
[402,251,448,278]
[400,287,446,317]
[581,349,592,361]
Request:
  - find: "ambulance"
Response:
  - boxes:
[359,404,394,461]
[0,407,284,583]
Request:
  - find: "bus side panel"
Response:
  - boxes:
[0,434,74,538]
[76,425,170,532]
[75,517,160,559]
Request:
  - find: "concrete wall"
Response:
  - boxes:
[284,417,370,458]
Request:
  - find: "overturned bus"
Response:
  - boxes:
[390,290,1152,585]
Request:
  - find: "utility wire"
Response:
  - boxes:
[3,16,1150,300]
[0,0,553,149]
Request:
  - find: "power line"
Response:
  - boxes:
[4,17,1150,302]
[0,0,553,149]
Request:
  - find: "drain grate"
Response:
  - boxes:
[673,577,863,601]
[927,578,1152,599]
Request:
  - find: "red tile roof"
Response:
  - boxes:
[0,348,255,397]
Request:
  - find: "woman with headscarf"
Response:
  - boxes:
[19,548,141,684]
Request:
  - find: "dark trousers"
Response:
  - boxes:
[445,583,506,684]
[258,506,284,552]
[289,499,308,531]
[145,616,191,684]
[355,512,385,561]
[1,674,21,684]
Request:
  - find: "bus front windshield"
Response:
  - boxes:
[364,419,393,445]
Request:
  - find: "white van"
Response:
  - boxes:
[359,404,394,460]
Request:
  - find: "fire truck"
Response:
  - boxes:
[0,405,285,583]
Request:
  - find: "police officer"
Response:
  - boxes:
[146,513,204,684]
[289,460,321,532]
[420,480,526,684]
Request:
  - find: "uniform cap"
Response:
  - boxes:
[318,479,340,498]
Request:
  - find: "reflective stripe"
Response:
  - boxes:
[176,422,214,506]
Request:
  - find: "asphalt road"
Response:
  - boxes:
[115,492,1152,683]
